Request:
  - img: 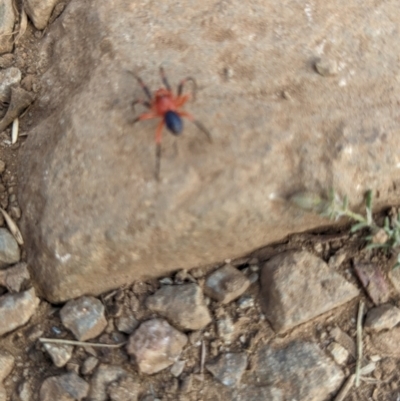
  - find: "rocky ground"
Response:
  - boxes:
[0,1,399,401]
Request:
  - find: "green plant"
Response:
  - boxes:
[291,189,400,268]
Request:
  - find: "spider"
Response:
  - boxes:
[131,67,212,180]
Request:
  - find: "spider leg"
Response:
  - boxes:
[159,67,172,91]
[132,112,158,124]
[177,77,197,100]
[132,98,151,110]
[155,120,165,181]
[175,94,190,108]
[179,111,212,142]
[127,71,153,101]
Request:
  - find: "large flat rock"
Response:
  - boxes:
[18,0,400,302]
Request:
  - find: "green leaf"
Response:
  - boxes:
[351,222,369,233]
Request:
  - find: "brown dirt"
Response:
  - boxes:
[1,5,400,401]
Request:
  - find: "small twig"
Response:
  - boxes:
[200,340,206,374]
[39,338,126,348]
[333,373,355,401]
[355,300,365,387]
[11,118,18,144]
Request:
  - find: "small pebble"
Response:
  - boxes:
[315,58,338,77]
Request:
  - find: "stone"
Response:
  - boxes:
[254,341,344,400]
[327,342,349,365]
[0,0,15,55]
[39,372,89,401]
[0,54,14,69]
[216,314,235,344]
[260,251,359,332]
[370,327,400,357]
[0,262,30,292]
[315,58,338,77]
[0,288,40,336]
[170,360,185,377]
[146,284,211,330]
[204,265,250,304]
[0,68,21,104]
[18,381,32,401]
[81,356,98,375]
[89,364,127,401]
[354,263,390,305]
[0,228,20,268]
[0,350,14,381]
[60,296,107,341]
[329,326,356,359]
[24,0,61,30]
[127,319,187,374]
[19,0,400,303]
[115,314,139,334]
[364,304,400,332]
[205,353,248,387]
[43,343,73,367]
[107,376,140,401]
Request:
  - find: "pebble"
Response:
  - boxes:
[0,161,5,175]
[365,304,400,332]
[60,296,107,341]
[40,372,89,401]
[315,58,338,77]
[237,295,254,309]
[0,1,15,55]
[146,283,211,330]
[327,341,349,365]
[261,251,359,332]
[18,381,31,401]
[0,288,40,336]
[43,343,73,367]
[0,350,14,381]
[0,228,20,268]
[0,68,21,102]
[127,319,187,374]
[205,265,250,304]
[370,327,400,357]
[0,262,30,292]
[81,356,99,375]
[254,341,344,400]
[0,54,14,69]
[170,360,185,377]
[206,352,248,387]
[115,314,139,334]
[108,376,140,401]
[217,314,235,344]
[89,364,127,401]
[24,0,61,30]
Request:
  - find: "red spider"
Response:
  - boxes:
[131,67,212,180]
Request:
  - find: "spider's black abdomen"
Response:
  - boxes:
[165,111,183,135]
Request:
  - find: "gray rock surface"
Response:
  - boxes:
[364,304,400,332]
[43,343,73,367]
[0,262,30,292]
[0,288,40,336]
[205,352,248,387]
[233,386,283,401]
[146,283,211,330]
[0,68,21,104]
[260,251,359,332]
[254,341,344,401]
[107,376,140,401]
[39,372,89,401]
[0,350,14,381]
[0,228,20,268]
[24,0,60,30]
[19,0,400,302]
[89,364,127,401]
[0,0,15,55]
[81,356,98,375]
[204,265,250,304]
[60,296,107,341]
[370,327,400,357]
[127,319,187,374]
